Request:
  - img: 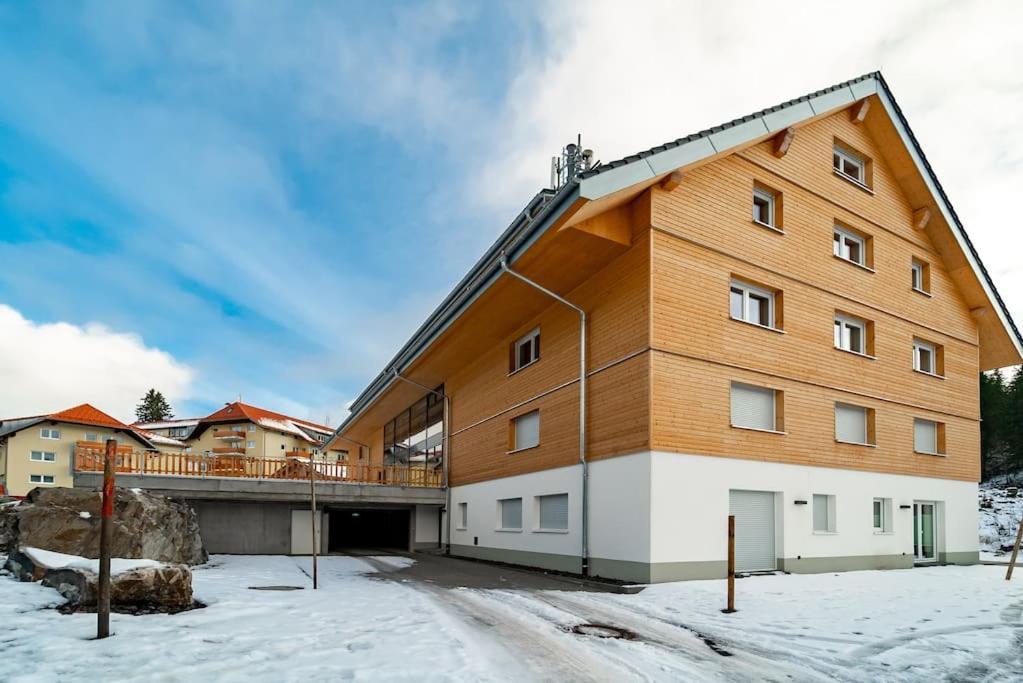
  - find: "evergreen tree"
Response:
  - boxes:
[135,389,174,423]
[1006,368,1023,476]
[980,370,1009,479]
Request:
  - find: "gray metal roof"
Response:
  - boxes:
[334,70,1022,440]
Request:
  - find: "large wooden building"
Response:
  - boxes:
[328,73,1022,582]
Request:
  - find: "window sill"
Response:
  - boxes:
[832,254,875,273]
[812,531,838,536]
[752,219,784,235]
[835,439,877,448]
[833,169,874,194]
[914,450,947,458]
[534,528,570,534]
[730,424,786,436]
[508,358,540,377]
[455,526,467,531]
[834,347,876,360]
[913,369,945,380]
[873,531,895,536]
[912,287,932,298]
[495,528,523,533]
[507,445,540,455]
[730,317,786,335]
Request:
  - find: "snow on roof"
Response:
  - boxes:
[134,430,186,447]
[133,419,200,429]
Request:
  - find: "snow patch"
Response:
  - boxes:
[24,547,164,576]
[979,483,1023,560]
[78,511,91,519]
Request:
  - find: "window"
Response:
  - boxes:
[914,418,945,455]
[752,184,782,230]
[835,403,873,445]
[510,328,540,373]
[911,259,930,294]
[29,474,55,485]
[246,440,256,448]
[85,432,99,442]
[833,225,869,267]
[873,498,892,532]
[813,494,836,532]
[30,451,56,462]
[729,279,778,329]
[913,339,943,376]
[833,144,867,185]
[457,502,467,529]
[39,427,61,440]
[169,426,190,438]
[834,314,872,355]
[730,382,782,432]
[498,498,522,531]
[247,424,256,432]
[383,384,445,468]
[537,493,569,531]
[510,410,540,451]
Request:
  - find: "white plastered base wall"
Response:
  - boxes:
[448,451,978,582]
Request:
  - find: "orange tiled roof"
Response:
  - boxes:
[202,402,331,432]
[48,404,130,429]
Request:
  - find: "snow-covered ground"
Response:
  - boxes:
[980,483,1023,561]
[2,554,1022,682]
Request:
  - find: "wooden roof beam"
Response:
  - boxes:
[660,171,683,192]
[850,98,870,124]
[772,127,795,158]
[912,207,931,231]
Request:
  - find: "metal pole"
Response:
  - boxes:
[723,515,736,613]
[97,438,116,638]
[500,256,589,576]
[309,451,318,590]
[1006,518,1023,581]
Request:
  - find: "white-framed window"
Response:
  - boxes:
[85,432,99,442]
[914,418,940,455]
[730,382,779,432]
[30,451,56,462]
[812,494,836,532]
[913,340,939,375]
[729,279,776,328]
[911,259,929,294]
[873,498,892,532]
[39,427,61,440]
[247,424,256,432]
[835,403,870,445]
[833,225,867,266]
[511,328,540,373]
[29,474,55,485]
[834,314,868,355]
[510,410,540,451]
[184,447,193,453]
[246,440,256,448]
[752,188,776,227]
[833,145,865,184]
[169,426,190,438]
[536,493,569,531]
[498,497,522,531]
[458,502,467,529]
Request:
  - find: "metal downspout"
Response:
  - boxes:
[391,370,452,554]
[499,256,589,576]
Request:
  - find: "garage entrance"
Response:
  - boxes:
[328,508,411,551]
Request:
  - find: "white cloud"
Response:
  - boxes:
[0,304,193,422]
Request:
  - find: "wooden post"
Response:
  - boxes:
[723,514,736,613]
[1006,518,1023,581]
[97,438,116,638]
[309,451,318,590]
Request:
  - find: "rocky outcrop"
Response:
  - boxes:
[41,565,194,610]
[4,547,49,581]
[6,487,206,565]
[0,502,18,552]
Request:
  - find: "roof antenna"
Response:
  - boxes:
[550,133,594,190]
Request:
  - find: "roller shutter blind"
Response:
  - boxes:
[914,419,937,453]
[513,411,540,450]
[538,494,568,530]
[728,490,776,572]
[835,403,867,444]
[500,498,522,529]
[730,383,775,431]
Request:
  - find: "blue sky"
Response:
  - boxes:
[1,1,1021,423]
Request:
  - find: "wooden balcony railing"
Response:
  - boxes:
[213,430,246,440]
[73,445,443,488]
[212,446,246,454]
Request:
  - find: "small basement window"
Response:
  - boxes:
[536,493,569,531]
[873,498,893,532]
[498,497,522,531]
[510,328,540,373]
[813,494,836,533]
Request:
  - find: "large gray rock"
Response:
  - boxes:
[0,502,18,552]
[42,564,194,610]
[7,487,206,565]
[4,547,49,581]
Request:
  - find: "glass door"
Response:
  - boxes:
[913,502,936,563]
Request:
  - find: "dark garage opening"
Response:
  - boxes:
[329,508,410,551]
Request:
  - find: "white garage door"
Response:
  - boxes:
[291,510,323,555]
[728,490,776,572]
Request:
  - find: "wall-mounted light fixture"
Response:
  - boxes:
[899,504,912,510]
[793,499,808,506]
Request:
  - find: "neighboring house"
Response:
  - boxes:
[136,401,344,460]
[0,404,155,497]
[328,72,1023,582]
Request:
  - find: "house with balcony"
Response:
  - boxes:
[327,72,1022,582]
